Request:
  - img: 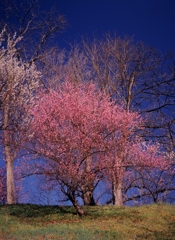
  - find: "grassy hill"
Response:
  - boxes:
[0,203,175,239]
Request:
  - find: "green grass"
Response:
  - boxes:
[0,203,175,239]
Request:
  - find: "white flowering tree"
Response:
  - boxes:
[0,28,41,204]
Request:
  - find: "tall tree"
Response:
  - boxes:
[0,28,41,204]
[82,35,175,151]
[0,0,67,204]
[86,35,175,203]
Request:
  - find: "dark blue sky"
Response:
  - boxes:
[40,0,175,52]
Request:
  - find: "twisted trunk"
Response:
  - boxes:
[68,192,85,216]
[72,199,85,216]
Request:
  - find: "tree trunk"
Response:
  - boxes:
[4,96,15,204]
[83,188,95,206]
[82,155,96,206]
[113,181,123,206]
[6,157,15,204]
[68,193,85,216]
[112,165,123,206]
[72,199,85,216]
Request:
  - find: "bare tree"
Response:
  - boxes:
[0,0,67,63]
[82,35,175,150]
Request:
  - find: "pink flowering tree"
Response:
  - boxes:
[104,141,173,206]
[28,80,170,215]
[122,152,175,205]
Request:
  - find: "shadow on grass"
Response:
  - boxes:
[0,204,139,219]
[0,204,77,218]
